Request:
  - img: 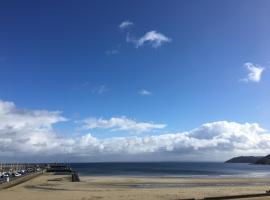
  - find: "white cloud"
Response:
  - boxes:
[241,62,265,82]
[138,89,151,96]
[76,121,270,160]
[119,20,133,29]
[127,31,171,48]
[1,100,270,162]
[105,49,119,55]
[0,100,68,158]
[80,116,166,133]
[0,100,66,130]
[92,85,108,94]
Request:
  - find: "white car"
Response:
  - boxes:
[36,168,41,172]
[14,172,21,177]
[3,172,9,177]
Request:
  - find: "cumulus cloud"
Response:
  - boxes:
[119,20,133,29]
[80,116,166,133]
[138,89,151,96]
[1,100,270,162]
[127,31,171,48]
[76,121,270,160]
[0,101,67,131]
[241,62,265,82]
[0,100,68,158]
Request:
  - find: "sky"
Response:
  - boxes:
[0,0,270,162]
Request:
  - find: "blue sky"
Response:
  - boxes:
[0,0,269,161]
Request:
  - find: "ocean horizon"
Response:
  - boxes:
[69,162,270,178]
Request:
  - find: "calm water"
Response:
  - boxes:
[70,162,270,178]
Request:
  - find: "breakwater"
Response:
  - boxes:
[46,164,80,182]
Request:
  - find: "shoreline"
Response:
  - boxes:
[77,174,270,179]
[1,173,270,199]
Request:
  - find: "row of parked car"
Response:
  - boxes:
[0,167,41,182]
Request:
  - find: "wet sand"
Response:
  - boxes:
[1,173,270,200]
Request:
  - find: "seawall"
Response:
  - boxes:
[0,172,42,190]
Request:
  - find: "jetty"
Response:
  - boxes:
[46,163,80,182]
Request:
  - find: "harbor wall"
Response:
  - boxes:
[0,172,42,190]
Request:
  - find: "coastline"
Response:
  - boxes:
[1,173,270,200]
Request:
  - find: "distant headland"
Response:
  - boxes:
[225,154,270,164]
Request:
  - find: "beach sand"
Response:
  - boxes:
[1,173,270,200]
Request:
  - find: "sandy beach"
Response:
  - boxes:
[1,173,270,200]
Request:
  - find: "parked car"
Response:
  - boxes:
[27,168,34,173]
[14,172,21,177]
[2,172,9,177]
[18,170,26,175]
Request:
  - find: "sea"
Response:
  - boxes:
[69,162,270,178]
